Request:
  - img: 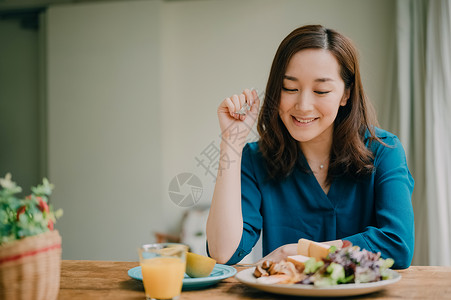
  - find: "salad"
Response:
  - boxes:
[254,245,395,287]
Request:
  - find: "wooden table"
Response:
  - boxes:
[59,260,451,299]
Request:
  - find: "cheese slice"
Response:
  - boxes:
[309,242,331,261]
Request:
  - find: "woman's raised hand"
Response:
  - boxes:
[217,89,260,150]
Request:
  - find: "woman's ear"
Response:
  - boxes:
[340,88,351,106]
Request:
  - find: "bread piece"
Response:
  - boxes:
[261,260,273,270]
[287,254,310,272]
[256,274,291,284]
[253,265,269,278]
[297,238,312,256]
[296,238,331,261]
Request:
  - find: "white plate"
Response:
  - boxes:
[235,267,401,297]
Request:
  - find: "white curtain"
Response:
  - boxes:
[425,0,451,266]
[386,0,451,266]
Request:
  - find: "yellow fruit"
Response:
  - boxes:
[185,252,216,278]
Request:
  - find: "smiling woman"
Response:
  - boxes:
[278,49,350,193]
[206,24,415,269]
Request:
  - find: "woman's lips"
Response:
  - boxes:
[292,115,318,126]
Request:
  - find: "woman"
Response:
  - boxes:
[206,25,414,269]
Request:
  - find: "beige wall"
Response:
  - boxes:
[47,0,395,260]
[47,0,163,260]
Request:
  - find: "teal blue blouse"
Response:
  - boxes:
[225,128,414,269]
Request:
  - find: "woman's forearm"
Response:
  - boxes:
[207,88,259,264]
[206,142,244,264]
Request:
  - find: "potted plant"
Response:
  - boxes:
[0,173,63,300]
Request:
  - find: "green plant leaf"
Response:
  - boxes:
[0,175,62,245]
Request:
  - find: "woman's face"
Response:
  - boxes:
[279,49,349,146]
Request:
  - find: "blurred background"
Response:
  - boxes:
[1,0,449,266]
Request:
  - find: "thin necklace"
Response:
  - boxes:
[310,158,329,173]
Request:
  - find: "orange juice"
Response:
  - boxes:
[141,257,185,299]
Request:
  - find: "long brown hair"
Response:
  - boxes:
[257,24,381,181]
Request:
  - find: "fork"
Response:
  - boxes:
[235,101,251,115]
[235,263,258,267]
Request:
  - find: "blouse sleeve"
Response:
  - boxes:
[222,143,263,265]
[344,136,415,269]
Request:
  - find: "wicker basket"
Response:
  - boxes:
[0,230,62,300]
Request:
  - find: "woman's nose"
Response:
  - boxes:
[294,92,314,111]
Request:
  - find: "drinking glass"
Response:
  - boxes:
[138,243,187,300]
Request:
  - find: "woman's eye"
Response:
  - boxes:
[282,87,298,92]
[314,91,331,95]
